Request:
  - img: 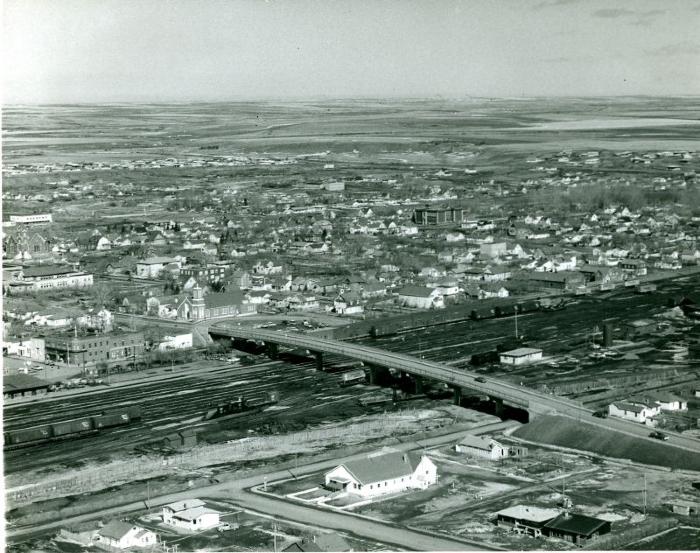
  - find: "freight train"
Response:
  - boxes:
[203,390,279,421]
[3,405,142,450]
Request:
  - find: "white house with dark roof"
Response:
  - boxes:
[95,520,157,549]
[162,499,220,532]
[608,400,658,423]
[324,450,437,498]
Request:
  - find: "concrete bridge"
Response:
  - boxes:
[210,324,700,454]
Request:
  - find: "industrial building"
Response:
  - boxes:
[5,265,93,293]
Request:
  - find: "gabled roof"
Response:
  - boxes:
[204,291,246,308]
[458,434,502,451]
[98,520,135,540]
[335,451,426,485]
[398,285,437,298]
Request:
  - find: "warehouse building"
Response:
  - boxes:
[3,374,51,399]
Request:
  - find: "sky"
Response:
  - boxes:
[2,0,700,103]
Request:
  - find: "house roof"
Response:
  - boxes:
[138,256,176,265]
[99,520,135,541]
[4,374,51,393]
[335,451,425,485]
[173,506,219,521]
[544,513,609,536]
[458,434,502,452]
[496,505,560,523]
[22,265,75,278]
[398,285,437,298]
[611,401,646,414]
[165,498,205,512]
[501,347,542,357]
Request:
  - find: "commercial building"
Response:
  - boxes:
[324,451,437,498]
[44,329,146,371]
[500,347,543,366]
[162,499,220,532]
[6,265,93,294]
[527,272,585,291]
[179,261,230,283]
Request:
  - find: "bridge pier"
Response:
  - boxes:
[493,397,505,418]
[368,365,390,386]
[414,375,424,395]
[265,342,279,360]
[452,386,462,406]
[314,351,323,371]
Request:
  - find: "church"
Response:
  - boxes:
[175,284,256,321]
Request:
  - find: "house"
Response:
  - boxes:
[619,258,648,276]
[500,348,543,366]
[480,242,507,258]
[495,505,561,538]
[455,435,509,460]
[333,292,364,315]
[136,256,181,278]
[324,451,437,498]
[607,401,658,423]
[162,499,220,532]
[652,392,687,411]
[95,520,157,549]
[543,512,611,545]
[397,286,444,309]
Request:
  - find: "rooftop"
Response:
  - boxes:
[544,512,609,536]
[98,520,135,541]
[496,505,560,523]
[333,451,425,485]
[501,347,543,357]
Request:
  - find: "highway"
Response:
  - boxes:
[210,323,700,454]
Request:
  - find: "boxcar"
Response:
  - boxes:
[51,418,93,437]
[5,425,53,445]
[92,411,130,429]
[126,405,142,421]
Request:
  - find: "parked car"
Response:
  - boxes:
[649,431,668,441]
[474,376,487,383]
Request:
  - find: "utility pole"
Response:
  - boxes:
[514,306,519,340]
[643,473,647,516]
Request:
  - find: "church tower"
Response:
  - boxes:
[191,283,206,321]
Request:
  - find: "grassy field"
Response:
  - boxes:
[513,415,700,471]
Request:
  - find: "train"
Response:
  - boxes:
[3,405,142,450]
[203,390,279,421]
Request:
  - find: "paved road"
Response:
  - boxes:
[8,422,514,550]
[210,325,700,454]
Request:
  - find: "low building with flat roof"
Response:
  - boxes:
[495,505,560,537]
[3,373,51,399]
[500,347,543,366]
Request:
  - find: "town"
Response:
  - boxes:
[3,97,700,552]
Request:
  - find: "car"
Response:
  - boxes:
[592,410,608,418]
[474,376,487,383]
[649,431,668,441]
